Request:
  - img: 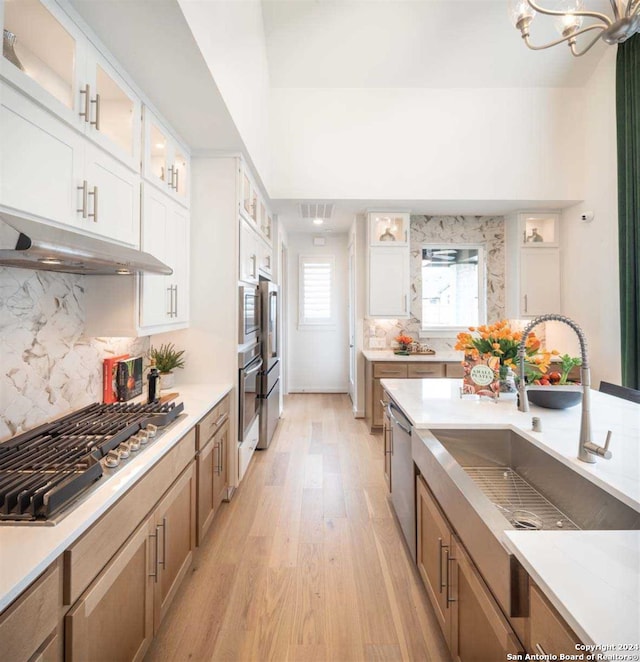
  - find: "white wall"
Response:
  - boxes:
[178,0,271,187]
[547,49,619,386]
[287,232,349,392]
[269,87,585,202]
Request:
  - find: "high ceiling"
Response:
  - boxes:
[262,0,608,88]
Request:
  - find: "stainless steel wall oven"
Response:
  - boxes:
[238,343,262,442]
[238,283,260,345]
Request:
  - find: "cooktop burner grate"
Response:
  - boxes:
[464,467,579,531]
[0,400,184,522]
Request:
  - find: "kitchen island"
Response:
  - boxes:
[382,377,640,652]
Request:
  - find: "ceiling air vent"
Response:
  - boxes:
[298,203,334,220]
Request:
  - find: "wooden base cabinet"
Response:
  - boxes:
[449,537,523,662]
[65,521,154,662]
[416,476,453,637]
[197,419,229,544]
[152,462,197,631]
[382,403,392,492]
[528,583,581,656]
[416,476,524,662]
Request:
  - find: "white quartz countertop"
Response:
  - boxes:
[382,378,640,649]
[363,349,462,362]
[504,530,640,651]
[0,382,232,614]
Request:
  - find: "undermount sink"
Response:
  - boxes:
[411,427,640,617]
[431,429,640,532]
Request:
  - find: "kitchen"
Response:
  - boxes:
[0,0,639,661]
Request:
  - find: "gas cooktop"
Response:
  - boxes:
[0,400,184,524]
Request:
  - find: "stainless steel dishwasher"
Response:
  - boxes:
[386,399,416,560]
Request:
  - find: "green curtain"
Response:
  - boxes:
[617,34,640,389]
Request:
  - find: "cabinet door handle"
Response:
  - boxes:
[167,286,174,317]
[251,254,258,279]
[438,538,448,593]
[90,93,101,130]
[174,167,179,192]
[524,294,528,313]
[535,644,547,655]
[79,84,90,122]
[88,186,98,223]
[445,550,456,607]
[174,284,178,317]
[167,166,175,189]
[149,530,158,582]
[219,440,224,474]
[76,180,88,218]
[157,518,167,570]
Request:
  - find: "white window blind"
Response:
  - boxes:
[299,255,334,326]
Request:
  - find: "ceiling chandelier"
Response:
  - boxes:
[509,1,640,56]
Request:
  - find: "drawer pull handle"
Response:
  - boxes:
[438,538,448,593]
[445,550,456,606]
[535,644,547,656]
[149,530,158,582]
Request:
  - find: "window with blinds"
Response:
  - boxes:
[299,255,334,326]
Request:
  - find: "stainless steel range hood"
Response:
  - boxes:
[0,214,172,276]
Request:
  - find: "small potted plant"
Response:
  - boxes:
[148,343,185,390]
[394,334,414,355]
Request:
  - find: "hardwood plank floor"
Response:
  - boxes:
[145,394,450,662]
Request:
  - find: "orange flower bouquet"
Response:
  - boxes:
[394,334,414,355]
[454,320,554,383]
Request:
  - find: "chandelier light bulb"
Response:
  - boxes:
[508,0,536,29]
[554,0,584,36]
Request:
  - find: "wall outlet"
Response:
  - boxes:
[369,338,386,349]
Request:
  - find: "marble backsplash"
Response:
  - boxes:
[0,268,148,439]
[365,215,506,349]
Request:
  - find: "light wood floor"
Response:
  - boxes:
[145,394,450,662]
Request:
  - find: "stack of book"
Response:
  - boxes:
[103,355,144,403]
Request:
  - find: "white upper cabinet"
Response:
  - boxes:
[1,0,141,170]
[0,80,84,227]
[505,211,562,319]
[1,0,85,127]
[369,212,410,246]
[518,212,559,247]
[367,212,411,318]
[238,161,272,245]
[82,49,141,172]
[142,107,190,207]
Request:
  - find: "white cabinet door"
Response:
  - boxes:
[140,186,170,328]
[167,204,189,324]
[239,220,258,284]
[368,247,410,318]
[520,249,561,317]
[257,236,272,278]
[82,47,141,172]
[0,82,83,227]
[0,0,86,128]
[84,142,140,246]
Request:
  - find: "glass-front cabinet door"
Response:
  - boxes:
[368,212,410,246]
[518,212,559,247]
[1,0,84,125]
[148,120,168,185]
[84,50,141,171]
[171,148,188,201]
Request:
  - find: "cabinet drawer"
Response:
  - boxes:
[407,363,445,378]
[529,583,581,656]
[0,562,61,662]
[445,362,465,378]
[64,428,196,606]
[196,394,230,450]
[373,363,408,378]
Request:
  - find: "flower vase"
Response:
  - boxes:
[394,346,410,355]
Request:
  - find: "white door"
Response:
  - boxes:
[140,186,170,328]
[84,142,139,246]
[348,241,356,404]
[0,82,83,227]
[167,203,189,324]
[520,249,561,317]
[368,247,410,317]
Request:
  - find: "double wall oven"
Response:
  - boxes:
[238,342,262,443]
